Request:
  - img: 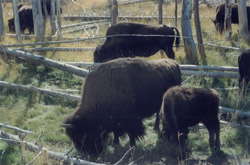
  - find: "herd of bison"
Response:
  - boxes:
[6,1,250,161]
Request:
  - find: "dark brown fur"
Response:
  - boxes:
[212,3,250,34]
[63,58,181,155]
[238,50,250,97]
[8,5,34,34]
[8,1,62,34]
[160,86,220,156]
[94,23,180,62]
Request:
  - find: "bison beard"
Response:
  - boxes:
[212,3,250,34]
[238,50,250,98]
[94,23,180,62]
[160,86,220,157]
[63,58,181,155]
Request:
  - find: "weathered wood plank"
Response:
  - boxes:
[0,47,89,78]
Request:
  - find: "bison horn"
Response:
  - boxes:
[61,124,74,128]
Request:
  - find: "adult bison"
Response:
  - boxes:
[238,50,250,97]
[160,86,220,157]
[94,23,180,62]
[62,58,181,155]
[212,3,250,34]
[8,1,62,34]
[8,5,34,34]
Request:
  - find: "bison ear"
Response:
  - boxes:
[61,124,74,128]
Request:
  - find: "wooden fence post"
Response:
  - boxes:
[56,0,61,40]
[174,0,178,27]
[32,0,44,41]
[194,0,207,65]
[158,0,163,24]
[224,0,232,42]
[238,0,250,45]
[42,0,48,35]
[0,1,4,40]
[12,0,22,43]
[181,0,199,64]
[50,0,57,34]
[110,0,118,25]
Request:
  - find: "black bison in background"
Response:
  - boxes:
[160,86,220,157]
[8,1,62,34]
[8,5,34,34]
[94,23,180,63]
[212,3,250,34]
[238,50,250,97]
[62,58,181,155]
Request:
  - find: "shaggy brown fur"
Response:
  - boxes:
[160,86,220,156]
[94,22,180,62]
[238,50,250,97]
[8,5,34,34]
[8,1,62,34]
[212,3,250,34]
[63,58,181,155]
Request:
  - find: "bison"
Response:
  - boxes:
[238,50,250,97]
[212,3,250,34]
[62,58,181,155]
[160,86,220,157]
[94,23,180,63]
[8,1,62,34]
[8,5,34,34]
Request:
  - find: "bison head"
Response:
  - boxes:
[62,113,107,155]
[94,46,119,63]
[211,19,224,34]
[93,46,108,63]
[8,19,15,33]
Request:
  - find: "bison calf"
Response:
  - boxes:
[62,58,181,155]
[94,22,180,62]
[160,86,220,155]
[238,50,250,97]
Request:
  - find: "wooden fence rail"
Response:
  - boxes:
[19,47,96,52]
[0,130,106,165]
[219,106,250,118]
[0,80,81,101]
[0,47,89,78]
[1,78,250,119]
[181,70,239,79]
[0,47,240,79]
[63,62,239,72]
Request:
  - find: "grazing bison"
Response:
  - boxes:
[62,58,181,155]
[160,86,220,156]
[238,50,250,97]
[212,3,250,34]
[94,23,180,62]
[8,5,34,34]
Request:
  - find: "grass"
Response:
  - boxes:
[0,0,250,164]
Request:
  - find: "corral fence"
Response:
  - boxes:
[0,0,226,41]
[0,47,248,114]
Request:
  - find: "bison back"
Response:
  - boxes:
[161,86,219,129]
[80,58,181,119]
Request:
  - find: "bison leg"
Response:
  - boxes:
[153,112,160,131]
[164,47,175,59]
[239,78,247,98]
[215,120,221,150]
[113,131,120,144]
[127,119,145,147]
[203,118,220,151]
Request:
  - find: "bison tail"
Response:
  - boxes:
[172,27,180,49]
